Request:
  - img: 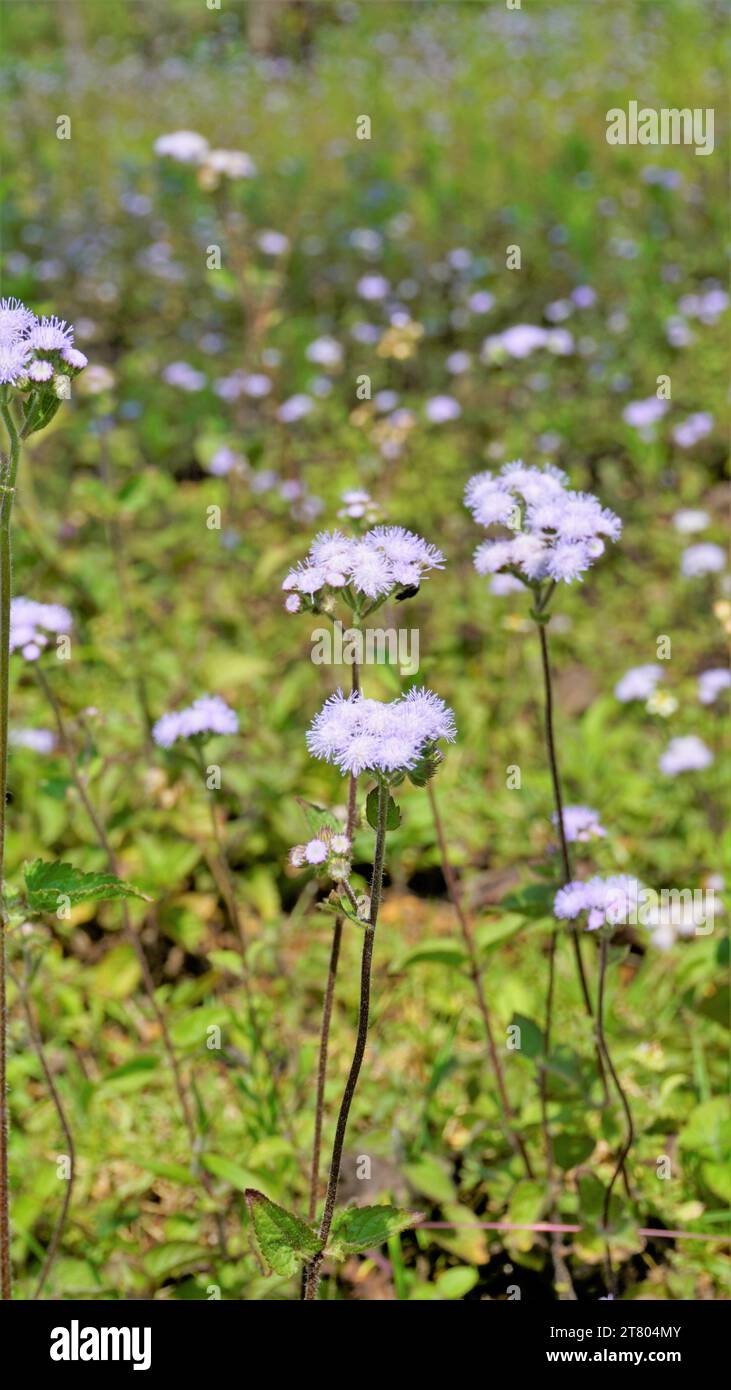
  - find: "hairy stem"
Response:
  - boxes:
[9,961,76,1298]
[303,777,387,1301]
[426,781,534,1179]
[305,659,360,1230]
[0,393,21,1299]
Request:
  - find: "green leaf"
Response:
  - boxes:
[365,788,401,831]
[434,1265,479,1299]
[327,1204,418,1257]
[245,1189,322,1277]
[296,797,340,837]
[554,1130,596,1171]
[500,883,560,919]
[679,1099,731,1163]
[88,944,142,1000]
[142,1242,209,1280]
[24,858,150,913]
[510,1012,544,1059]
[404,1156,456,1205]
[391,938,469,971]
[203,1154,266,1193]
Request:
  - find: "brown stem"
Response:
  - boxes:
[426,782,534,1179]
[304,776,387,1301]
[9,962,76,1297]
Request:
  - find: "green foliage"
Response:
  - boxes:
[327,1205,419,1257]
[245,1191,322,1277]
[365,788,401,832]
[23,859,149,913]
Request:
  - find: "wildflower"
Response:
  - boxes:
[554,805,606,843]
[162,361,206,392]
[152,695,239,748]
[425,394,461,423]
[305,336,343,369]
[61,347,88,370]
[277,394,314,423]
[154,130,210,163]
[257,230,289,256]
[9,728,55,754]
[622,397,668,429]
[672,508,710,533]
[554,874,644,931]
[672,413,713,448]
[698,668,731,705]
[205,149,256,178]
[680,543,726,577]
[9,597,72,660]
[27,360,54,382]
[27,316,74,352]
[306,688,456,780]
[0,296,36,338]
[614,664,663,702]
[356,274,390,301]
[304,838,329,865]
[0,338,32,384]
[659,735,714,775]
[646,689,678,717]
[465,460,621,588]
[283,524,444,610]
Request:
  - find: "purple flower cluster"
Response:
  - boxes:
[680,543,726,578]
[554,874,644,931]
[152,695,239,748]
[307,687,456,777]
[659,735,713,776]
[614,664,663,703]
[553,805,606,843]
[697,668,731,706]
[283,525,444,611]
[465,461,621,588]
[289,829,352,881]
[0,298,87,387]
[9,596,72,661]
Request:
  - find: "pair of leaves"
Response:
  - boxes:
[245,1190,417,1277]
[24,859,150,913]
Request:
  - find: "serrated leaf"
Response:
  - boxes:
[245,1189,322,1277]
[326,1204,418,1257]
[24,859,150,913]
[366,788,401,831]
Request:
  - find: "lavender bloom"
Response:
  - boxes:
[425,394,461,423]
[465,461,621,588]
[154,130,210,163]
[680,543,726,577]
[554,874,644,931]
[0,338,31,384]
[27,316,74,352]
[307,688,456,778]
[672,412,713,448]
[553,805,606,843]
[659,735,714,775]
[304,838,329,865]
[0,297,37,338]
[9,728,56,754]
[205,149,256,178]
[697,668,731,705]
[277,394,314,423]
[283,525,444,609]
[305,336,343,369]
[672,508,709,534]
[162,361,206,392]
[614,664,663,702]
[28,360,54,382]
[622,397,668,429]
[9,596,72,660]
[152,695,239,748]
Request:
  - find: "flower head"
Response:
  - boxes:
[283,524,444,609]
[659,735,714,776]
[614,664,663,703]
[10,597,72,660]
[465,461,620,589]
[680,543,726,578]
[697,668,731,705]
[554,874,644,931]
[154,130,210,163]
[306,687,456,779]
[27,316,74,352]
[0,297,37,339]
[152,695,238,748]
[0,338,32,384]
[554,805,606,843]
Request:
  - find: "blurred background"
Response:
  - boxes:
[0,0,728,1300]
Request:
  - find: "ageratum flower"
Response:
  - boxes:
[283,525,444,612]
[614,664,663,702]
[554,874,644,931]
[307,687,456,778]
[697,668,731,705]
[9,596,72,661]
[0,298,87,390]
[152,695,239,748]
[553,805,606,843]
[680,543,726,578]
[659,735,714,775]
[465,460,621,588]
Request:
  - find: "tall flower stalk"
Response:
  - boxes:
[296,685,456,1299]
[0,298,87,1299]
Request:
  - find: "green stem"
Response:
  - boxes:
[597,934,635,1293]
[303,777,388,1301]
[0,392,20,1300]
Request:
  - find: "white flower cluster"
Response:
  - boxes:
[283,525,444,613]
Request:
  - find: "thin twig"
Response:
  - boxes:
[426,781,534,1179]
[597,934,635,1293]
